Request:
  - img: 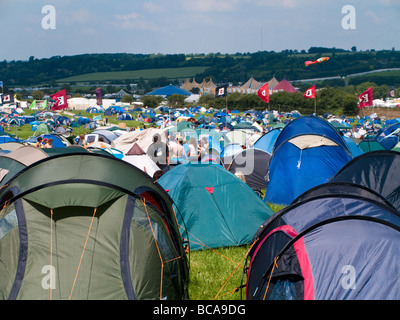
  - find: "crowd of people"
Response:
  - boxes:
[35,136,53,148]
[142,128,264,183]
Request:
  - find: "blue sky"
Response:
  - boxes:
[2,0,400,61]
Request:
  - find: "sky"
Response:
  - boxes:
[1,0,400,61]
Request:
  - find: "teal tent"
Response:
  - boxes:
[158,163,273,250]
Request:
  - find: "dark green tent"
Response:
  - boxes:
[358,139,386,152]
[0,153,188,300]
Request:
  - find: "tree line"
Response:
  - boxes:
[2,48,400,88]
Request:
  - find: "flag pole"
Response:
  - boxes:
[225,93,228,129]
[314,82,316,116]
[314,96,316,116]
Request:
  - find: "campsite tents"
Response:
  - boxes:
[147,85,191,97]
[0,135,19,143]
[158,162,274,250]
[34,123,51,136]
[253,128,282,154]
[331,150,400,211]
[0,153,188,300]
[374,122,400,150]
[85,129,120,145]
[0,145,49,186]
[245,182,400,300]
[118,113,134,121]
[25,134,70,148]
[357,138,386,153]
[122,142,161,177]
[225,148,271,194]
[0,141,25,152]
[111,128,168,155]
[264,116,352,206]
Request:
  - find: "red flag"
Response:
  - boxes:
[358,87,373,109]
[257,83,269,103]
[50,89,68,111]
[304,85,316,99]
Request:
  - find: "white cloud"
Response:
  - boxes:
[376,0,400,4]
[249,0,333,9]
[180,0,238,12]
[251,0,299,8]
[365,10,385,23]
[143,2,164,13]
[114,11,158,30]
[70,7,97,24]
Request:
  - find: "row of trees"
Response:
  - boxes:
[3,49,400,87]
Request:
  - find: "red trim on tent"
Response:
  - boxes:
[140,191,172,238]
[247,225,314,300]
[205,187,214,194]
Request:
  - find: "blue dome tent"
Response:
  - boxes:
[253,128,282,154]
[264,116,352,206]
[375,122,400,150]
[118,113,134,121]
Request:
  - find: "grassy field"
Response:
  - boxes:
[187,202,284,300]
[188,246,250,300]
[56,66,208,83]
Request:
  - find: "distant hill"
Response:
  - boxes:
[2,48,400,88]
[56,66,208,83]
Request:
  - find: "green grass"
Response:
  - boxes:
[56,66,208,83]
[187,202,284,300]
[188,246,250,300]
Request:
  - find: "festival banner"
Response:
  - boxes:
[39,100,48,109]
[29,100,37,109]
[2,90,14,104]
[95,87,102,105]
[50,89,68,111]
[257,83,269,103]
[358,87,373,109]
[304,85,316,99]
[215,85,228,98]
